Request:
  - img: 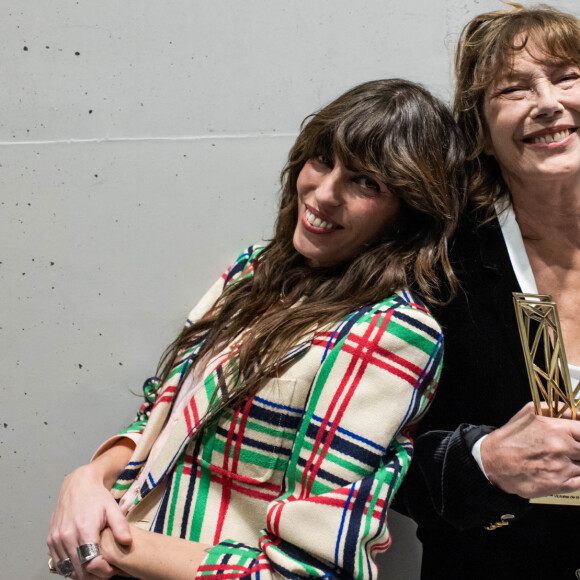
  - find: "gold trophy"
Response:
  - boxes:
[513,292,580,505]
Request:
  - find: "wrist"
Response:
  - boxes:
[100,527,132,570]
[471,435,490,480]
[66,462,109,490]
[479,429,505,489]
[99,527,115,566]
[461,424,497,481]
[90,439,135,489]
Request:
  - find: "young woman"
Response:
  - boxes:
[47,79,464,580]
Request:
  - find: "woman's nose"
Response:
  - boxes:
[532,81,564,118]
[315,168,343,206]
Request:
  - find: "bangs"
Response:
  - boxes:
[473,13,580,92]
[307,111,393,177]
[520,26,580,66]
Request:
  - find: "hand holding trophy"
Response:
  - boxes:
[513,292,580,504]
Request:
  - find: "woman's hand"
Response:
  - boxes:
[99,525,212,580]
[47,440,135,579]
[481,402,580,498]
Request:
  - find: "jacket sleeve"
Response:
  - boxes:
[393,424,531,531]
[391,218,534,530]
[197,297,443,580]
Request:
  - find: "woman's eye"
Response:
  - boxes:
[355,176,381,193]
[557,72,580,85]
[313,154,332,168]
[498,85,527,98]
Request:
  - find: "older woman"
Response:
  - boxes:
[47,79,464,580]
[395,4,580,579]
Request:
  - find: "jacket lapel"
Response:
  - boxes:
[138,328,315,499]
[477,216,525,365]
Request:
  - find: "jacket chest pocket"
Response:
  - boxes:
[199,377,303,484]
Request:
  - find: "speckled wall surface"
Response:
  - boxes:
[1,1,578,577]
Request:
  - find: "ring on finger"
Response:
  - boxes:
[77,542,101,565]
[48,557,58,574]
[56,557,74,577]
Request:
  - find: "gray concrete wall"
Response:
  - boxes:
[1,1,577,577]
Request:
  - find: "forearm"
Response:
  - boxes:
[90,437,136,489]
[101,525,211,580]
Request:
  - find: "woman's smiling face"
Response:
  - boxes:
[483,40,580,189]
[292,155,401,267]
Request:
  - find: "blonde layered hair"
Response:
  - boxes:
[454,3,580,215]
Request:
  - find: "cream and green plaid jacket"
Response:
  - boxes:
[111,246,443,579]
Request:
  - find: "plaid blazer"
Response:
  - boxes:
[111,246,443,580]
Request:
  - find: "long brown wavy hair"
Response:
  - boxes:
[156,79,465,420]
[454,2,580,216]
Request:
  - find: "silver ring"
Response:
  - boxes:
[77,542,101,565]
[55,557,74,577]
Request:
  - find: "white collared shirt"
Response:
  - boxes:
[472,201,580,475]
[496,200,580,387]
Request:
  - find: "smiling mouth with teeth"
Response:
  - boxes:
[304,208,341,231]
[525,127,577,144]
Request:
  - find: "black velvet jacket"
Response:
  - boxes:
[394,215,580,580]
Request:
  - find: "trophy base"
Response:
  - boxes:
[530,491,580,506]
